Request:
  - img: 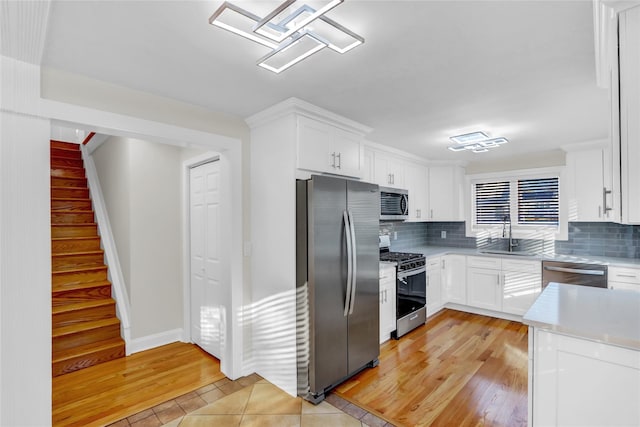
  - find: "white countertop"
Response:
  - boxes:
[522,282,640,350]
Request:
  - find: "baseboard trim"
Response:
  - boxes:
[128,328,185,355]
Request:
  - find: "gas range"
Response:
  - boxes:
[379,251,426,271]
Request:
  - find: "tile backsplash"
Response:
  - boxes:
[380,221,640,259]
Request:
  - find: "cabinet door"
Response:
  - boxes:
[297,116,334,174]
[379,265,396,343]
[426,257,442,316]
[428,166,462,221]
[620,6,640,224]
[405,162,429,221]
[502,270,541,316]
[333,128,362,178]
[467,267,502,311]
[567,149,606,222]
[609,282,640,292]
[374,152,405,188]
[442,255,467,304]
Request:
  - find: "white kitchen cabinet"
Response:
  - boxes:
[501,258,541,316]
[530,328,640,427]
[442,254,467,304]
[297,115,362,178]
[404,162,429,221]
[466,256,502,312]
[566,148,615,221]
[379,263,397,343]
[426,257,442,316]
[609,265,640,292]
[427,166,464,221]
[620,5,640,224]
[374,151,405,189]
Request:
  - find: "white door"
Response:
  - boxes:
[190,160,222,358]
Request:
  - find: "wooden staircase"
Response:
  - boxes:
[51,140,125,376]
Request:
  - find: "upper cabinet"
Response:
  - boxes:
[404,162,429,221]
[619,5,640,224]
[566,147,615,222]
[297,116,363,178]
[428,166,464,221]
[373,151,406,189]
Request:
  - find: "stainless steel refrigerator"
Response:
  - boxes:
[296,175,380,404]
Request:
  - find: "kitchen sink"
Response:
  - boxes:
[478,249,537,257]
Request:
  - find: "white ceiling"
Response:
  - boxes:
[40,0,610,162]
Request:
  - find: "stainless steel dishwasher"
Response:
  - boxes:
[542,260,608,289]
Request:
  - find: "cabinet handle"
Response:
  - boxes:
[603,187,613,216]
[417,209,421,218]
[384,289,388,303]
[336,152,341,169]
[616,273,637,278]
[430,209,434,219]
[388,174,392,184]
[392,174,395,184]
[331,152,336,168]
[442,259,445,269]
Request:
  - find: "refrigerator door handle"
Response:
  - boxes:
[348,210,357,315]
[343,210,353,317]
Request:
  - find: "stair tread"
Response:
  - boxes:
[52,236,100,242]
[51,166,84,171]
[52,265,107,274]
[52,249,104,257]
[52,299,115,315]
[51,223,97,227]
[52,337,124,363]
[53,317,121,338]
[51,210,94,214]
[52,280,111,293]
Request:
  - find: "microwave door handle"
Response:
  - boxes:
[343,211,353,316]
[348,210,357,315]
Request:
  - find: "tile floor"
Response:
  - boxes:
[107,375,394,427]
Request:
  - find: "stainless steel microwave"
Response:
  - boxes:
[380,187,409,220]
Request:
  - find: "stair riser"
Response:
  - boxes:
[51,157,83,169]
[52,238,101,253]
[51,225,97,238]
[53,268,108,287]
[50,140,80,151]
[51,177,88,188]
[52,342,125,377]
[52,304,116,328]
[51,147,82,160]
[51,187,89,199]
[52,253,104,271]
[51,167,85,178]
[52,285,111,306]
[53,323,122,353]
[51,199,92,211]
[51,212,95,224]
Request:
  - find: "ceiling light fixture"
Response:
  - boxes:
[209,0,363,73]
[448,132,509,153]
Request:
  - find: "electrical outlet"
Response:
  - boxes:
[393,231,398,240]
[441,230,447,239]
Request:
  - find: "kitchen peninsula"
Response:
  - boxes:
[523,283,640,427]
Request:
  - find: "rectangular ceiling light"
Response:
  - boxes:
[209,2,278,49]
[253,0,343,43]
[257,31,327,73]
[278,5,363,53]
[449,131,489,144]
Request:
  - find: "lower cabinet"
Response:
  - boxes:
[467,267,503,311]
[426,257,442,316]
[442,255,467,304]
[379,263,397,344]
[502,259,542,316]
[608,265,640,292]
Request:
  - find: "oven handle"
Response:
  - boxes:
[348,210,357,315]
[543,266,605,276]
[397,266,426,279]
[343,211,353,317]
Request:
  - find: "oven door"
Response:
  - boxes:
[397,267,426,318]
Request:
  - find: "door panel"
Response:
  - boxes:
[346,180,380,372]
[308,175,348,393]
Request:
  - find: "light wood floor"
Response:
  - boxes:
[334,309,529,427]
[52,342,225,426]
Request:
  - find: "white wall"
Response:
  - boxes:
[465,149,566,174]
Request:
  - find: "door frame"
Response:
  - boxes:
[182,153,221,349]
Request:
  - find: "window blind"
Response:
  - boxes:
[475,181,510,224]
[517,177,559,225]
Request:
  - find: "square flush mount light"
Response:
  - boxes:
[209,0,363,73]
[448,132,509,153]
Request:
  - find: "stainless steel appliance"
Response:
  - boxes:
[380,187,409,220]
[379,236,426,338]
[296,175,380,404]
[542,260,608,289]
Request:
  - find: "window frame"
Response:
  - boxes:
[465,167,568,241]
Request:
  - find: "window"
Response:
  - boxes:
[469,172,563,239]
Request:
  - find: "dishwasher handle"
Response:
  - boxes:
[543,265,606,276]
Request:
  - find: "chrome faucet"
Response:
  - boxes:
[502,215,518,252]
